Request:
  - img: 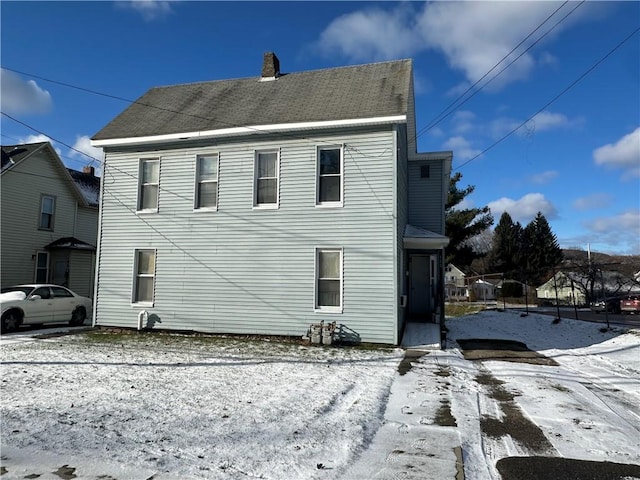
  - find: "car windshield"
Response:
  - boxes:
[0,286,35,296]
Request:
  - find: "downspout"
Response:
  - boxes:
[391,124,399,346]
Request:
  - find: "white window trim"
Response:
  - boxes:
[314,247,344,313]
[253,149,280,210]
[34,251,49,283]
[131,248,156,307]
[193,153,219,212]
[137,158,160,214]
[316,145,344,208]
[38,194,56,230]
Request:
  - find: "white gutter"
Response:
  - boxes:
[91,115,407,147]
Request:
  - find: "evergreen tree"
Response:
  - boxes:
[522,212,563,284]
[445,172,494,269]
[488,212,523,278]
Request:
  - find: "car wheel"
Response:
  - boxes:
[69,307,86,327]
[1,311,22,333]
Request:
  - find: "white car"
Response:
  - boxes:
[0,284,93,332]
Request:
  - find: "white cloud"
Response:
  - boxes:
[323,3,417,61]
[530,170,559,185]
[451,110,477,135]
[117,1,173,22]
[18,134,62,157]
[442,136,481,161]
[593,127,640,178]
[586,209,640,234]
[316,2,599,91]
[316,4,421,61]
[19,134,52,144]
[70,135,104,164]
[1,69,52,115]
[538,51,559,67]
[527,111,572,131]
[488,193,558,224]
[572,193,613,211]
[417,2,577,90]
[490,110,581,139]
[582,209,640,254]
[426,126,445,138]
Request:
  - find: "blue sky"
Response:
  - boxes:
[2,1,639,255]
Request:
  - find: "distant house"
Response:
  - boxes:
[1,142,100,297]
[536,272,587,306]
[537,270,640,306]
[444,264,468,301]
[470,279,497,301]
[90,53,451,345]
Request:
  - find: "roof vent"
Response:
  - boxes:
[83,165,96,176]
[261,52,280,81]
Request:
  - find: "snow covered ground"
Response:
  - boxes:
[1,311,639,479]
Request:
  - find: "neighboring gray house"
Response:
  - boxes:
[1,142,100,297]
[90,53,451,344]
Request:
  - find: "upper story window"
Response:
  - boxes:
[39,195,56,230]
[195,154,219,210]
[138,158,160,212]
[317,146,343,206]
[133,249,156,305]
[254,150,279,208]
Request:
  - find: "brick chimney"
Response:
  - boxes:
[261,52,280,79]
[83,165,95,176]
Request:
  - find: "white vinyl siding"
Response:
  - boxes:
[132,249,156,305]
[34,251,49,283]
[137,158,160,212]
[195,154,218,210]
[39,195,55,230]
[315,248,343,312]
[94,127,399,344]
[254,150,279,208]
[316,146,343,206]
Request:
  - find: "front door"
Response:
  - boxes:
[409,254,431,320]
[50,252,69,286]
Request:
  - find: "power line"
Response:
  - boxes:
[455,25,640,171]
[412,0,584,144]
[1,112,103,167]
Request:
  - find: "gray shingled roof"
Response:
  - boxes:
[92,59,412,141]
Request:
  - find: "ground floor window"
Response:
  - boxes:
[133,249,156,305]
[315,248,343,312]
[34,251,49,283]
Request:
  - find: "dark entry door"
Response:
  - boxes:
[409,254,431,319]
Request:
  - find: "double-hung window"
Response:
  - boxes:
[315,248,343,312]
[34,251,49,283]
[39,195,55,230]
[133,249,156,305]
[317,146,343,206]
[254,150,279,208]
[195,154,219,210]
[138,158,160,212]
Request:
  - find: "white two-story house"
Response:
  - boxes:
[90,53,451,345]
[1,142,100,297]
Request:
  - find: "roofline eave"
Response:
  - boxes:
[91,115,407,148]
